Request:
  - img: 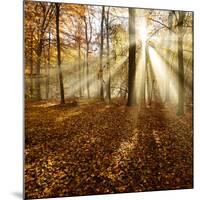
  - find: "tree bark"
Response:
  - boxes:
[56,3,65,104]
[177,12,185,115]
[83,16,90,98]
[127,8,136,106]
[78,40,82,97]
[35,36,43,100]
[165,11,173,102]
[86,43,90,98]
[46,26,51,99]
[106,8,111,103]
[30,29,34,98]
[146,46,151,104]
[99,6,105,100]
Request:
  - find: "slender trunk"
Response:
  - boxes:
[43,49,47,99]
[30,30,33,98]
[100,6,105,100]
[46,26,51,99]
[56,3,65,104]
[106,8,111,103]
[177,12,185,115]
[86,43,90,98]
[83,53,86,96]
[140,50,146,105]
[143,74,146,105]
[84,17,90,98]
[78,39,82,97]
[165,11,173,102]
[127,8,136,106]
[36,37,43,100]
[146,46,151,104]
[148,57,156,105]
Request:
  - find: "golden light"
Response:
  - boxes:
[148,46,178,103]
[135,15,148,103]
[148,47,167,79]
[138,17,147,46]
[135,48,146,102]
[66,55,128,97]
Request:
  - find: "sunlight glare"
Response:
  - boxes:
[138,17,147,46]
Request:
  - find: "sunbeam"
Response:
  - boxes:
[138,17,147,46]
[148,46,178,103]
[66,55,128,97]
[152,46,193,91]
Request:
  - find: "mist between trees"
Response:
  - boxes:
[24,1,193,115]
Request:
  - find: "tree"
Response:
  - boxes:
[29,25,34,98]
[99,6,105,100]
[127,8,136,106]
[55,3,65,104]
[177,11,185,115]
[35,3,55,100]
[45,25,51,99]
[83,7,93,98]
[105,7,111,103]
[165,11,173,102]
[146,45,151,105]
[77,21,82,97]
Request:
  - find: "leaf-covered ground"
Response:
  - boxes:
[25,99,193,199]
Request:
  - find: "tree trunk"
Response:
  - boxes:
[148,54,156,106]
[83,17,90,98]
[86,44,90,98]
[99,6,105,100]
[30,29,34,98]
[35,37,43,100]
[165,11,173,102]
[83,53,86,96]
[127,8,136,106]
[146,46,151,104]
[56,3,65,104]
[46,26,51,99]
[78,38,82,97]
[106,8,111,103]
[177,12,185,115]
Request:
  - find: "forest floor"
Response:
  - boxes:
[25,98,193,199]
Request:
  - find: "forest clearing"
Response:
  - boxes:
[24,1,193,199]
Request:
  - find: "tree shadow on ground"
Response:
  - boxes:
[25,99,193,199]
[25,100,139,198]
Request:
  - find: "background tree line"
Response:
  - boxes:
[24,1,193,115]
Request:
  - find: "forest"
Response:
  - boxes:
[24,1,193,199]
